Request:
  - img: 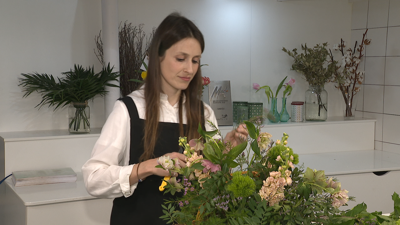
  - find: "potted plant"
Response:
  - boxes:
[19,64,120,133]
[283,43,336,121]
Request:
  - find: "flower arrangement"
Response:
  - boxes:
[253,76,295,103]
[156,121,400,224]
[329,29,371,117]
[282,43,336,87]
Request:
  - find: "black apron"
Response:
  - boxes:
[110,97,191,225]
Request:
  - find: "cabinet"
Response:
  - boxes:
[1,117,398,224]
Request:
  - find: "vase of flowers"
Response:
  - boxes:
[283,43,336,121]
[156,121,400,224]
[19,64,120,134]
[253,76,294,123]
[329,29,371,118]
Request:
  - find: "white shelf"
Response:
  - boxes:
[0,128,101,142]
[4,172,95,206]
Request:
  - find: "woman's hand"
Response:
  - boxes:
[129,152,187,185]
[224,123,249,147]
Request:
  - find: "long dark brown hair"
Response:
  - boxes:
[141,13,205,161]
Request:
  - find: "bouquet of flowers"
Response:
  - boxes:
[157,121,400,225]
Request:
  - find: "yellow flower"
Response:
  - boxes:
[159,180,168,192]
[141,71,147,80]
[164,176,171,181]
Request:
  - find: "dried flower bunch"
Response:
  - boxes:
[155,121,400,224]
[95,22,155,96]
[283,43,336,87]
[329,29,371,117]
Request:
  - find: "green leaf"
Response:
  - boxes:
[275,76,287,97]
[191,162,205,171]
[345,203,368,217]
[244,121,258,140]
[226,141,247,161]
[203,143,219,163]
[251,140,261,157]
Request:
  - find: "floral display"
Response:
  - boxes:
[329,29,371,117]
[155,121,400,224]
[253,76,294,103]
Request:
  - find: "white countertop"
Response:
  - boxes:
[299,150,400,176]
[6,150,400,207]
[0,128,102,142]
[5,172,97,206]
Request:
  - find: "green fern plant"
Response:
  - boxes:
[19,63,120,109]
[19,64,120,132]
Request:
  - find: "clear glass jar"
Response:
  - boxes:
[305,85,327,121]
[68,102,90,134]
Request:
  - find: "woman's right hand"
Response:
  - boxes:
[129,152,187,185]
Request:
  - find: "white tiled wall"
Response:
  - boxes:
[354,0,400,152]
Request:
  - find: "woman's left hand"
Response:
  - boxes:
[224,123,248,147]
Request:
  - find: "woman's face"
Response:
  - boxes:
[160,37,202,96]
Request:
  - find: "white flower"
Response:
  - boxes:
[158,155,175,171]
[333,44,339,50]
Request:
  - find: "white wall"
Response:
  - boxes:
[352,0,400,152]
[0,0,352,132]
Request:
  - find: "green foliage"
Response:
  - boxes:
[283,43,336,86]
[161,122,400,224]
[19,63,120,110]
[227,172,256,198]
[256,76,287,103]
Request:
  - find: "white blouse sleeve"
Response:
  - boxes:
[82,100,137,199]
[203,103,219,132]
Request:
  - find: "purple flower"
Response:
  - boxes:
[202,160,221,173]
[253,83,260,90]
[179,201,184,207]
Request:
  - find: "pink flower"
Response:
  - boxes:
[202,76,210,86]
[286,78,295,86]
[202,160,221,173]
[253,83,260,90]
[189,139,204,151]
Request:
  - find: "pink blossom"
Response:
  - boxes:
[253,83,260,90]
[202,77,210,86]
[286,78,295,86]
[189,139,204,151]
[202,160,221,173]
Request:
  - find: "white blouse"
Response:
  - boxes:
[82,88,218,199]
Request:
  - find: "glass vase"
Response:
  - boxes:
[279,98,290,122]
[68,101,90,134]
[267,98,280,123]
[344,98,355,119]
[305,85,328,121]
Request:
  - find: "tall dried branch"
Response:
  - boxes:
[94,22,154,96]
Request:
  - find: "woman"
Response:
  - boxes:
[82,13,248,224]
